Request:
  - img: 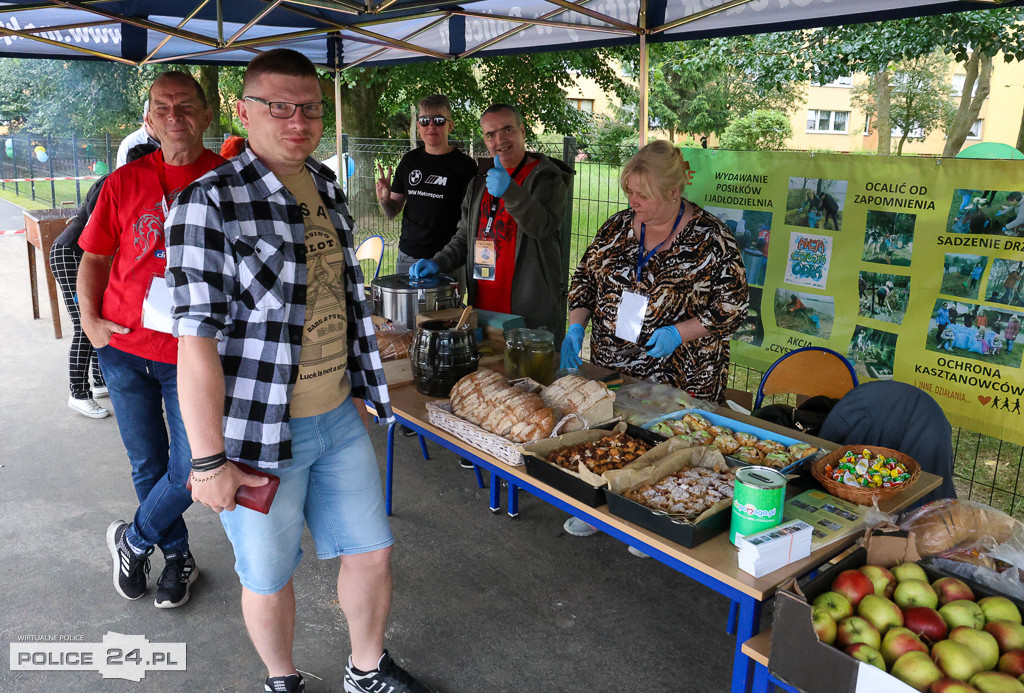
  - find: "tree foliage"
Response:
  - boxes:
[718,110,792,151]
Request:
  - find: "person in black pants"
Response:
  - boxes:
[48,143,158,419]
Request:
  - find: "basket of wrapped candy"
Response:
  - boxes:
[811,445,920,505]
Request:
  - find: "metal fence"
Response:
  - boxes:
[4,131,1021,518]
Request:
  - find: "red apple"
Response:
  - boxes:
[837,615,882,650]
[932,639,985,682]
[986,621,1024,653]
[881,627,929,668]
[931,679,981,693]
[893,562,929,583]
[859,594,905,635]
[833,569,877,607]
[813,591,854,622]
[1000,650,1024,678]
[940,599,986,631]
[979,597,1023,626]
[891,650,943,692]
[895,579,941,610]
[905,606,950,643]
[934,577,976,606]
[949,626,1001,671]
[811,606,837,645]
[861,564,898,598]
[969,671,1024,693]
[847,642,886,671]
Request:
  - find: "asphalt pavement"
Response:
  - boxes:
[0,202,745,693]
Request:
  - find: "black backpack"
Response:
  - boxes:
[751,395,839,438]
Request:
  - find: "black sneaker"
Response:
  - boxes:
[458,458,474,469]
[399,424,418,438]
[106,520,152,600]
[154,552,198,608]
[265,673,304,692]
[344,651,435,693]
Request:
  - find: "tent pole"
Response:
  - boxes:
[335,67,344,181]
[638,0,648,147]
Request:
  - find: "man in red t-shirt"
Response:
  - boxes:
[78,71,225,610]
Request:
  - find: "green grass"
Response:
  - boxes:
[0,178,96,211]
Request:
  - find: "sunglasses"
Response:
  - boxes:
[417,115,449,127]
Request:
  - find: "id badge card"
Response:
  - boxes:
[615,290,648,343]
[473,239,496,281]
[142,274,174,334]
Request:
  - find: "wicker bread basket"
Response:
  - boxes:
[811,445,920,505]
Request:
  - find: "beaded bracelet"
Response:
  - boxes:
[192,451,228,472]
[190,466,227,483]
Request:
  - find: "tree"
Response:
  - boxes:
[853,51,955,155]
[718,110,792,151]
[196,65,223,138]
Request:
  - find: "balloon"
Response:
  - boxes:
[93,161,109,175]
[4,148,12,159]
[34,145,44,153]
[36,150,48,163]
[345,153,355,178]
[4,138,11,149]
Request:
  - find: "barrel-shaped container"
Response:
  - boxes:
[410,319,479,397]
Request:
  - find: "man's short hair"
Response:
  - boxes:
[243,49,318,94]
[150,71,207,108]
[418,94,452,116]
[481,103,523,126]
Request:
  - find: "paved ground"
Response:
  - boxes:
[0,203,744,693]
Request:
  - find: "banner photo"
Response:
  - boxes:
[684,149,1024,444]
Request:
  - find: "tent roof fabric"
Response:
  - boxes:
[0,0,1020,68]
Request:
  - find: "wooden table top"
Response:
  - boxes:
[386,382,941,602]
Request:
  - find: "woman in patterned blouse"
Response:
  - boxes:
[560,140,748,405]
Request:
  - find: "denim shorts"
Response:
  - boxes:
[219,397,394,594]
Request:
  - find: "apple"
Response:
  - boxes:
[986,621,1024,653]
[861,564,898,598]
[833,569,877,607]
[941,599,987,631]
[969,671,1024,693]
[847,643,886,671]
[905,606,951,643]
[934,577,976,606]
[979,597,1023,626]
[813,591,854,622]
[859,594,905,635]
[837,615,882,650]
[893,562,929,583]
[931,679,982,693]
[932,639,986,682]
[949,626,1002,671]
[881,627,929,668]
[895,580,941,610]
[891,650,943,692]
[1000,650,1024,678]
[811,606,837,645]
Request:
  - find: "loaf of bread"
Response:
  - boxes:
[901,499,1021,556]
[540,375,614,430]
[450,369,555,443]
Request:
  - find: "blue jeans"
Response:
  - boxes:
[97,345,192,555]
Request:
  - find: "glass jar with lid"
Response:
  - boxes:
[504,328,555,384]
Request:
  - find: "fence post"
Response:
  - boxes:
[47,135,56,206]
[341,132,349,196]
[27,135,36,202]
[13,136,19,197]
[105,133,112,172]
[560,135,578,302]
[72,134,81,206]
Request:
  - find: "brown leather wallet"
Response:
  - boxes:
[186,461,280,515]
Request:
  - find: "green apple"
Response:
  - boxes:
[811,606,837,645]
[932,679,983,693]
[979,597,1023,626]
[949,625,1002,671]
[986,621,1024,653]
[941,599,987,631]
[881,627,928,669]
[813,591,854,622]
[858,594,905,635]
[934,577,976,606]
[892,562,929,583]
[860,564,898,598]
[891,650,943,692]
[846,642,886,671]
[969,671,1024,693]
[894,579,940,610]
[836,616,882,650]
[933,639,986,682]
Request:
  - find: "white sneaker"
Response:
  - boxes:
[92,385,109,398]
[563,516,598,537]
[628,545,650,558]
[68,395,109,419]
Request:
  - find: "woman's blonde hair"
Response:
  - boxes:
[620,140,692,203]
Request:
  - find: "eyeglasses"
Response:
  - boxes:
[417,115,448,127]
[243,96,327,119]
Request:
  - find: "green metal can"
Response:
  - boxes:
[730,466,786,545]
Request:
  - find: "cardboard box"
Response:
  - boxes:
[769,528,1024,693]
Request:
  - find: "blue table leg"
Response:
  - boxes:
[473,465,485,489]
[727,600,738,635]
[751,661,770,693]
[489,474,501,513]
[417,433,430,460]
[508,482,519,518]
[385,421,396,517]
[731,598,761,693]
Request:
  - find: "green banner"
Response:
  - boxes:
[684,149,1024,444]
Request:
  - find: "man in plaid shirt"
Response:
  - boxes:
[166,49,434,693]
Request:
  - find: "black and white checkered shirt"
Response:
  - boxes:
[166,145,393,468]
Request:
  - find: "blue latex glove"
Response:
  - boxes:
[409,258,439,279]
[485,155,511,197]
[645,325,683,358]
[560,323,585,369]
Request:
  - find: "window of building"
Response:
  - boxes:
[891,124,927,139]
[950,74,979,97]
[967,119,983,139]
[807,109,850,133]
[567,98,595,113]
[812,75,853,88]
